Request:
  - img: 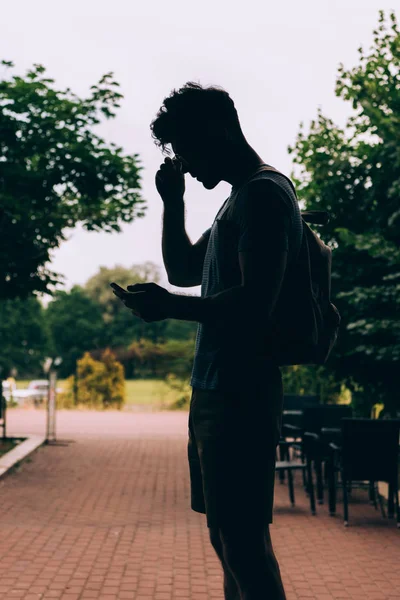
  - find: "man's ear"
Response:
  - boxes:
[202,123,232,154]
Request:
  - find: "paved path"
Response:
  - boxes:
[0,409,399,600]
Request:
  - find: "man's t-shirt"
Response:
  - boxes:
[190,165,303,391]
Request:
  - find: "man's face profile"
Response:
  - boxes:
[171,130,223,190]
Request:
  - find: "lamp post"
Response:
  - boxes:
[0,367,5,440]
[43,357,62,444]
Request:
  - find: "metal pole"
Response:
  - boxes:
[46,370,50,442]
[52,370,57,441]
[46,369,57,443]
[1,379,6,439]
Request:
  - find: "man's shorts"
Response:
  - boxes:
[188,364,284,529]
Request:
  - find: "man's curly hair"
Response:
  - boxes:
[150,82,242,155]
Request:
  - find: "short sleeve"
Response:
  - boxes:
[234,180,292,253]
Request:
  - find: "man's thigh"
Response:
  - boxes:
[188,376,282,528]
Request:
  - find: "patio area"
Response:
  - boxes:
[0,409,399,600]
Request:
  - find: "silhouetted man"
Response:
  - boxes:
[112,82,303,599]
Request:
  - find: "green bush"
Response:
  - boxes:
[60,349,125,410]
[56,375,76,409]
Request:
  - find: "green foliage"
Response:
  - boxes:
[162,374,192,410]
[0,296,50,377]
[288,10,400,416]
[163,319,197,341]
[281,365,347,405]
[0,61,145,299]
[46,286,107,377]
[63,349,125,410]
[128,338,194,379]
[160,339,196,378]
[40,264,198,379]
[128,339,193,410]
[56,375,76,409]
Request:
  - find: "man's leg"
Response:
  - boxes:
[218,521,287,600]
[209,527,241,600]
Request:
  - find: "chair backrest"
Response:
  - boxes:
[303,405,353,434]
[341,418,400,484]
[283,394,320,411]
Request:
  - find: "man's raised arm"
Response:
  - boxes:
[158,157,209,287]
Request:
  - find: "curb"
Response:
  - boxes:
[0,434,46,477]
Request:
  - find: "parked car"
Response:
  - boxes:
[2,380,16,394]
[2,379,63,407]
[2,381,33,406]
[27,380,50,406]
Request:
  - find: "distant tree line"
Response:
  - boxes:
[0,263,197,380]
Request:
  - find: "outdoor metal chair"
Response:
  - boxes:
[282,404,353,503]
[275,438,317,515]
[279,394,320,485]
[281,394,320,432]
[328,418,400,527]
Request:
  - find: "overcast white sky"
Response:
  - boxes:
[2,1,396,294]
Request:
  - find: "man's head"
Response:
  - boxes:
[150,82,247,189]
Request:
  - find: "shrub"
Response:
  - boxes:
[60,349,125,410]
[56,375,76,409]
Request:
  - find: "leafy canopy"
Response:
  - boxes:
[289,10,400,414]
[0,61,146,298]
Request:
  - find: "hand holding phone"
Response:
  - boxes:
[110,281,171,322]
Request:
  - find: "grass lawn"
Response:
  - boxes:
[14,379,180,409]
[124,379,175,408]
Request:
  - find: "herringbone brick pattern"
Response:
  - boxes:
[0,409,398,600]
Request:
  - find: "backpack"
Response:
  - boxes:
[253,165,341,366]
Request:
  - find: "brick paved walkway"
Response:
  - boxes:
[1,409,399,600]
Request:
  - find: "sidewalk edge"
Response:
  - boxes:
[0,434,46,477]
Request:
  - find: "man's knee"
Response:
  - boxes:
[219,522,267,563]
[209,526,222,551]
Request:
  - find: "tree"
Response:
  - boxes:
[0,61,145,299]
[128,338,195,379]
[44,264,198,379]
[163,318,197,341]
[0,295,50,378]
[289,10,400,415]
[46,286,107,377]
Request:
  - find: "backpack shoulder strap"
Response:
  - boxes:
[253,165,330,225]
